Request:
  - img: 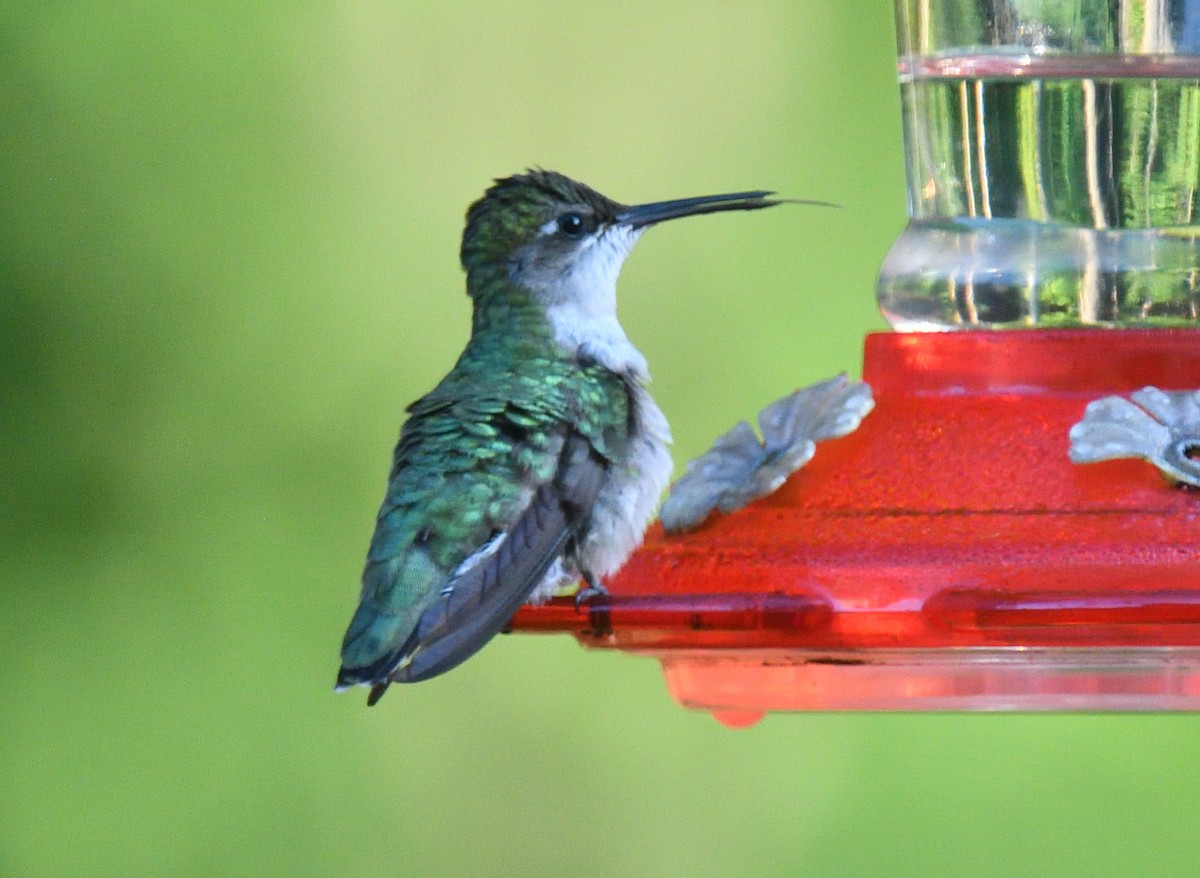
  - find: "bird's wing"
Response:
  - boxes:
[343,432,605,705]
[339,429,614,698]
[387,431,605,686]
[338,360,629,701]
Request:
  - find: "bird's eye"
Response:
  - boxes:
[556,213,585,237]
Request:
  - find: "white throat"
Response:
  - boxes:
[540,226,648,377]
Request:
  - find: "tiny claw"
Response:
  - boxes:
[574,573,609,610]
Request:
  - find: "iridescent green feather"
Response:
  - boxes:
[339,280,629,674]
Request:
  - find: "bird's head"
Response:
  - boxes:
[460,169,785,309]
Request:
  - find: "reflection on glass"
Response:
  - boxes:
[880,0,1200,328]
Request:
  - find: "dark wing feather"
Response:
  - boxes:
[378,432,605,689]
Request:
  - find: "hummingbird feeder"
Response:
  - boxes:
[512,0,1200,725]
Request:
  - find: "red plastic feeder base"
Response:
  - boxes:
[511,330,1200,722]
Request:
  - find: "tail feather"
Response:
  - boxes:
[336,551,439,691]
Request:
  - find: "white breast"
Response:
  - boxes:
[580,382,672,578]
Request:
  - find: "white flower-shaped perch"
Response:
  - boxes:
[660,374,875,533]
[1068,386,1200,486]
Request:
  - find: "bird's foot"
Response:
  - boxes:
[574,573,608,610]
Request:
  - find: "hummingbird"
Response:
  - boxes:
[337,169,785,704]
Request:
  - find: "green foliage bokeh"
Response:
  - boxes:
[3,3,1198,877]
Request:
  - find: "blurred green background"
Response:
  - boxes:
[4,2,1199,876]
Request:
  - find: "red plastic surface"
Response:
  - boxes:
[511,330,1200,718]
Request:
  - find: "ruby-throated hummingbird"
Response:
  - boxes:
[337,169,784,704]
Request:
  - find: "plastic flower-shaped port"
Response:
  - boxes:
[1068,386,1200,487]
[660,374,875,533]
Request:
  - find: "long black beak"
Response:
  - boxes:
[615,191,836,229]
